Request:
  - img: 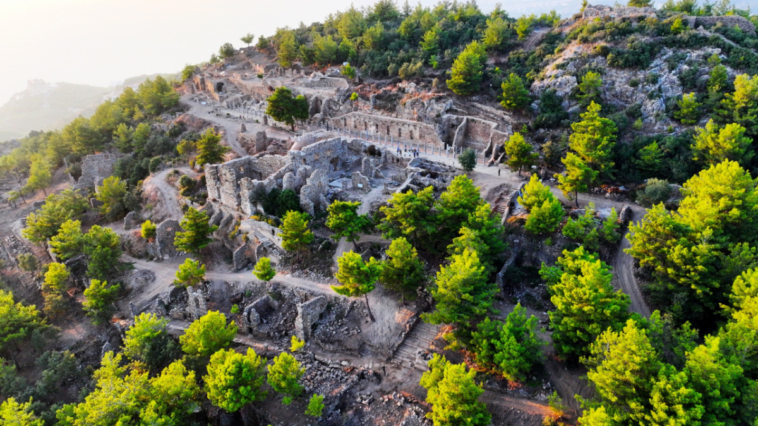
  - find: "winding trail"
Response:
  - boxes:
[141,167,195,220]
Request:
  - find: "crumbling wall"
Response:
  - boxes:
[155,219,180,258]
[205,155,289,214]
[582,4,656,20]
[328,112,444,150]
[186,285,208,320]
[695,15,756,35]
[75,153,121,190]
[295,296,328,341]
[302,76,349,89]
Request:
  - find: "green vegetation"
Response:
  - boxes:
[541,247,630,359]
[195,129,229,167]
[470,304,544,380]
[205,348,267,412]
[305,394,325,417]
[174,207,217,253]
[500,73,530,110]
[141,220,156,240]
[267,352,305,405]
[173,258,206,288]
[420,355,490,426]
[333,251,382,320]
[447,41,487,95]
[265,87,309,131]
[253,257,276,282]
[380,237,426,301]
[280,211,314,257]
[82,279,120,325]
[326,200,372,250]
[504,133,537,175]
[458,148,477,172]
[179,311,237,357]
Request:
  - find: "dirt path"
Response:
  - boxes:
[142,167,195,221]
[125,254,340,307]
[613,229,651,317]
[182,97,292,157]
[522,27,550,51]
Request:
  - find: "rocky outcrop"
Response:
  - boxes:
[155,219,180,258]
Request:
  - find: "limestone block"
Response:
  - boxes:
[295,296,328,340]
[124,211,140,231]
[282,172,298,192]
[233,244,254,270]
[351,172,371,193]
[156,219,180,258]
[186,285,208,320]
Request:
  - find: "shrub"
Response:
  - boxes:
[636,179,672,207]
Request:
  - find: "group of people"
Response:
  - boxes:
[397,147,420,158]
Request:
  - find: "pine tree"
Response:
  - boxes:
[123,313,179,372]
[458,148,477,172]
[205,348,267,412]
[569,101,617,174]
[557,153,598,207]
[0,398,43,426]
[173,258,206,288]
[518,174,554,212]
[601,208,621,243]
[50,219,84,260]
[267,352,305,405]
[241,33,254,47]
[436,175,484,244]
[180,311,237,357]
[582,320,663,422]
[577,71,603,108]
[500,73,531,110]
[423,248,497,334]
[25,155,52,196]
[196,129,229,167]
[266,87,310,131]
[174,207,217,254]
[380,237,425,301]
[420,355,491,426]
[0,290,47,355]
[378,186,435,246]
[305,394,325,417]
[333,251,382,321]
[446,41,487,96]
[525,198,565,234]
[83,279,120,325]
[718,74,758,137]
[471,304,543,380]
[253,257,276,282]
[462,203,507,267]
[691,120,753,166]
[277,32,298,67]
[141,220,156,240]
[42,263,70,318]
[707,64,729,93]
[280,211,314,258]
[326,200,372,250]
[95,176,127,220]
[684,337,743,424]
[674,92,701,124]
[549,252,630,359]
[504,133,538,175]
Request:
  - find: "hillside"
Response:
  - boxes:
[0,74,180,141]
[0,1,758,426]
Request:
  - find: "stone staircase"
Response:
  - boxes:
[391,321,441,371]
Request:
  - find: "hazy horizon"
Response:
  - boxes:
[0,0,752,108]
[0,0,600,106]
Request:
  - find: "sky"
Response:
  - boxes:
[0,0,749,105]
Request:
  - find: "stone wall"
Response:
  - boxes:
[155,219,180,259]
[74,153,121,190]
[328,112,444,150]
[302,76,350,90]
[205,155,289,214]
[695,15,756,35]
[295,296,328,341]
[582,4,656,20]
